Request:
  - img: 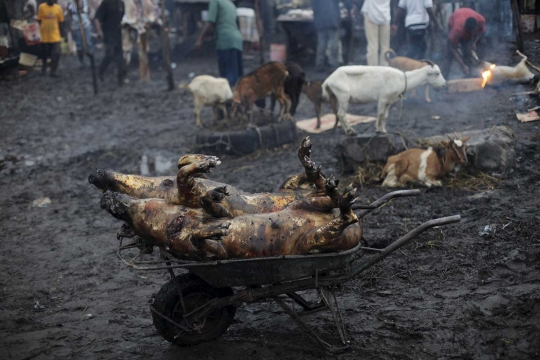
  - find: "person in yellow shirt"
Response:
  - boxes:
[37,0,64,77]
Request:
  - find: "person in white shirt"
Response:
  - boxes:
[391,0,439,60]
[361,0,391,66]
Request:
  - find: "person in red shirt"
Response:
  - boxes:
[441,8,486,79]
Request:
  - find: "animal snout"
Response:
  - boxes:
[100,191,129,220]
[88,169,108,188]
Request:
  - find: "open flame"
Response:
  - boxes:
[481,64,496,88]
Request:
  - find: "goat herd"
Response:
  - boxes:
[182,50,538,188]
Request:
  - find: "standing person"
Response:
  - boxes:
[37,0,64,77]
[391,0,439,60]
[311,0,341,71]
[441,8,485,79]
[67,0,93,67]
[362,0,391,66]
[236,0,261,54]
[94,0,126,85]
[195,0,244,87]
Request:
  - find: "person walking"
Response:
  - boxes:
[37,0,64,77]
[362,0,391,66]
[441,7,486,79]
[311,0,341,71]
[391,0,439,60]
[195,0,244,87]
[67,0,93,67]
[94,0,126,85]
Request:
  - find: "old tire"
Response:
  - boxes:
[151,273,235,346]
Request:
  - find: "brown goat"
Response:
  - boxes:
[302,80,338,129]
[232,62,291,123]
[381,136,471,187]
[385,49,432,103]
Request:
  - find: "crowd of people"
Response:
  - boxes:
[28,0,503,85]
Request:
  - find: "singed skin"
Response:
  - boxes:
[90,169,302,215]
[90,139,321,216]
[101,191,361,261]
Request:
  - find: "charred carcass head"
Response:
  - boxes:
[100,191,134,221]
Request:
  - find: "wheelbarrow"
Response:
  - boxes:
[116,189,460,353]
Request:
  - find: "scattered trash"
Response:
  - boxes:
[479,224,496,237]
[171,62,177,70]
[24,160,35,167]
[84,314,93,320]
[516,111,540,123]
[432,115,441,120]
[32,197,51,208]
[34,299,45,311]
[188,72,195,78]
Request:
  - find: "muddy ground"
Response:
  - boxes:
[1,36,540,360]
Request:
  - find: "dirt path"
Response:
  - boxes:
[1,41,539,360]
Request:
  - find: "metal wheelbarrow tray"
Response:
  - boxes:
[116,190,461,352]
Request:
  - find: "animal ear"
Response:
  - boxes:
[461,136,471,143]
[440,140,450,147]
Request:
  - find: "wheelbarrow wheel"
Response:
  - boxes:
[151,273,235,346]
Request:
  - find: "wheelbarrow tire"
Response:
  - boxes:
[151,273,235,346]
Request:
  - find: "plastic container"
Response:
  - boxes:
[19,52,38,67]
[520,14,536,33]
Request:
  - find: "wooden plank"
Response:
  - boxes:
[447,78,484,93]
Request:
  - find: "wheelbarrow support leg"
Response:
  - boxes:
[272,296,349,353]
[318,287,347,346]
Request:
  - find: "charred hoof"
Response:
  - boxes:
[201,187,232,219]
[117,223,136,240]
[178,154,219,170]
[341,184,358,208]
[198,157,222,173]
[324,174,339,193]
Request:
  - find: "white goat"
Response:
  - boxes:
[181,75,233,128]
[322,64,447,135]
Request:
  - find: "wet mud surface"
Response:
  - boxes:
[1,41,540,359]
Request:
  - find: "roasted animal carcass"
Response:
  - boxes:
[89,139,323,215]
[101,178,360,260]
[94,138,362,260]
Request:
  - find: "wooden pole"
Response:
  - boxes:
[160,0,175,90]
[75,0,98,95]
[511,0,524,52]
[254,0,265,64]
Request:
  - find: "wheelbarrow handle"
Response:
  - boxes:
[352,215,461,277]
[353,189,421,218]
